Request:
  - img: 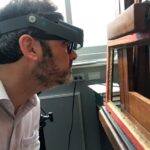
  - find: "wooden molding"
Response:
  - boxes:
[105,102,150,150]
[98,108,126,150]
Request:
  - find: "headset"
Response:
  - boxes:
[0,13,84,53]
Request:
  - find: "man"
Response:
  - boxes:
[0,0,83,149]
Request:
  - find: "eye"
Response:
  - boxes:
[61,40,72,53]
[66,42,74,54]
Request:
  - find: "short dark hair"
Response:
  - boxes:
[0,0,63,64]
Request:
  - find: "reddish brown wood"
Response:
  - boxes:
[127,47,134,91]
[128,92,150,131]
[106,46,113,102]
[106,46,110,102]
[105,2,150,148]
[106,103,145,150]
[118,49,130,111]
[108,31,150,48]
[133,46,150,98]
[107,3,149,40]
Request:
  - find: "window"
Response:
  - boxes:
[53,0,67,21]
[71,0,116,47]
[55,0,118,65]
[0,0,10,8]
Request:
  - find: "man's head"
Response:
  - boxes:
[0,0,82,88]
[0,0,63,64]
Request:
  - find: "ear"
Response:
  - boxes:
[19,34,42,61]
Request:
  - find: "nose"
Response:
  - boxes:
[69,50,77,61]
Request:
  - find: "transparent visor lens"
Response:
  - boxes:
[67,42,82,53]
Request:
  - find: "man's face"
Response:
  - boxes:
[32,40,77,88]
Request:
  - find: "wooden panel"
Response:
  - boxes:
[98,109,126,150]
[118,49,129,110]
[128,92,150,131]
[107,3,150,40]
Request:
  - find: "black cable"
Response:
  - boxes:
[67,81,77,150]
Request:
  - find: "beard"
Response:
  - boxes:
[32,57,73,88]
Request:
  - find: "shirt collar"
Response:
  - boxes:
[29,94,38,106]
[0,80,10,100]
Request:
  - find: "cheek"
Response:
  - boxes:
[53,55,70,70]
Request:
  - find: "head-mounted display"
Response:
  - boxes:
[0,13,84,53]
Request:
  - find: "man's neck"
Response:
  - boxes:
[0,64,41,111]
